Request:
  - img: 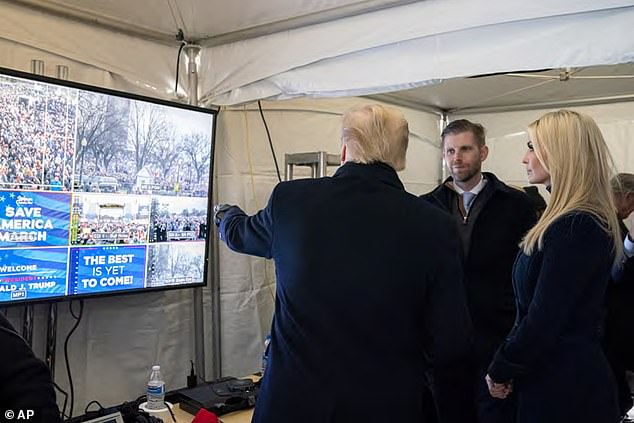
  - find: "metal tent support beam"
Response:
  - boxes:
[209,166,222,379]
[21,59,46,347]
[184,44,201,105]
[183,44,211,379]
[41,65,70,379]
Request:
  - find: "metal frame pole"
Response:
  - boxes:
[22,59,46,347]
[183,44,208,378]
[318,151,327,178]
[41,64,70,377]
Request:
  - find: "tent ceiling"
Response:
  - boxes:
[7,0,418,46]
[0,0,632,111]
[367,63,634,114]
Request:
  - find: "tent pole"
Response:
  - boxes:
[209,153,222,380]
[184,45,201,105]
[183,44,211,379]
[21,59,46,348]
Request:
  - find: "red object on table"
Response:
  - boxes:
[192,408,219,423]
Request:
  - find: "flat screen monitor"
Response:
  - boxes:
[0,67,215,305]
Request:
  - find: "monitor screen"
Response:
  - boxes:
[0,68,215,304]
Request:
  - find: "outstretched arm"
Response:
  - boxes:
[215,189,276,259]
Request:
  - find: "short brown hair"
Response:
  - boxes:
[441,119,486,148]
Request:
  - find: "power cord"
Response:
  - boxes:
[257,101,282,183]
[83,400,105,414]
[54,381,69,420]
[174,28,186,96]
[164,402,176,423]
[64,300,84,421]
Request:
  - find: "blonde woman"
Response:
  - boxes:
[486,110,622,422]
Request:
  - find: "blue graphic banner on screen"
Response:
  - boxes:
[0,190,70,248]
[69,245,146,295]
[0,248,68,302]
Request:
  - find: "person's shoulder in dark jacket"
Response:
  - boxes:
[0,314,61,423]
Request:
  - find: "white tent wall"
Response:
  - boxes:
[453,101,634,194]
[215,97,442,376]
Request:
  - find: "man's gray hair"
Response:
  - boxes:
[341,104,409,171]
[612,173,634,194]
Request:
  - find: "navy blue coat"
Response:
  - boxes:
[220,162,474,423]
[488,213,619,423]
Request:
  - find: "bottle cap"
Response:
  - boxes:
[152,365,160,370]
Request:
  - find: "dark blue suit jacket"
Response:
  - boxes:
[220,162,474,423]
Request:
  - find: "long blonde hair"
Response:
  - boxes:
[521,110,623,265]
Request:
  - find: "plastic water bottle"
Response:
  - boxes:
[146,365,166,410]
[261,335,271,376]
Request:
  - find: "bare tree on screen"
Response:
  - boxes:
[129,101,170,174]
[181,133,210,185]
[150,127,182,177]
[76,93,128,173]
[188,254,204,280]
[168,247,187,278]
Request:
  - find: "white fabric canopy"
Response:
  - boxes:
[202,1,634,104]
[1,0,632,107]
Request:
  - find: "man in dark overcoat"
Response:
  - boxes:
[421,120,536,423]
[215,104,475,423]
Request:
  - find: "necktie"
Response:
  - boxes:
[463,191,476,212]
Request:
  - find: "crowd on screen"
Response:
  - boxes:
[74,220,147,245]
[151,215,207,242]
[0,80,75,191]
